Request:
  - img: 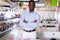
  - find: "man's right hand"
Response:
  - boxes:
[23,20,28,24]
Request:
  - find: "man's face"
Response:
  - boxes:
[29,2,35,12]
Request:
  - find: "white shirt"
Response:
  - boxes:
[20,10,40,30]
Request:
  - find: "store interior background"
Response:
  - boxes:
[0,0,60,40]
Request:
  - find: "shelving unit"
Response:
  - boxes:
[0,18,20,38]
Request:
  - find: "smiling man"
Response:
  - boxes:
[20,0,40,40]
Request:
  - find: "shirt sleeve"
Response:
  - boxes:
[34,14,40,27]
[19,12,25,27]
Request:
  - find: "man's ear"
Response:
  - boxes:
[28,5,29,7]
[34,4,35,8]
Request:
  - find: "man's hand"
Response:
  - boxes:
[33,20,37,23]
[15,14,20,18]
[23,20,28,24]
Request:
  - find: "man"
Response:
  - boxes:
[20,1,40,40]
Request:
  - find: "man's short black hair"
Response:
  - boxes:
[29,0,35,6]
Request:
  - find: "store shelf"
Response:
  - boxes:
[0,24,17,38]
[0,18,20,23]
[0,18,20,38]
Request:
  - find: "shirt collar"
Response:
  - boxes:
[28,10,35,14]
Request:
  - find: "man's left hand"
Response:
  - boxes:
[33,20,37,23]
